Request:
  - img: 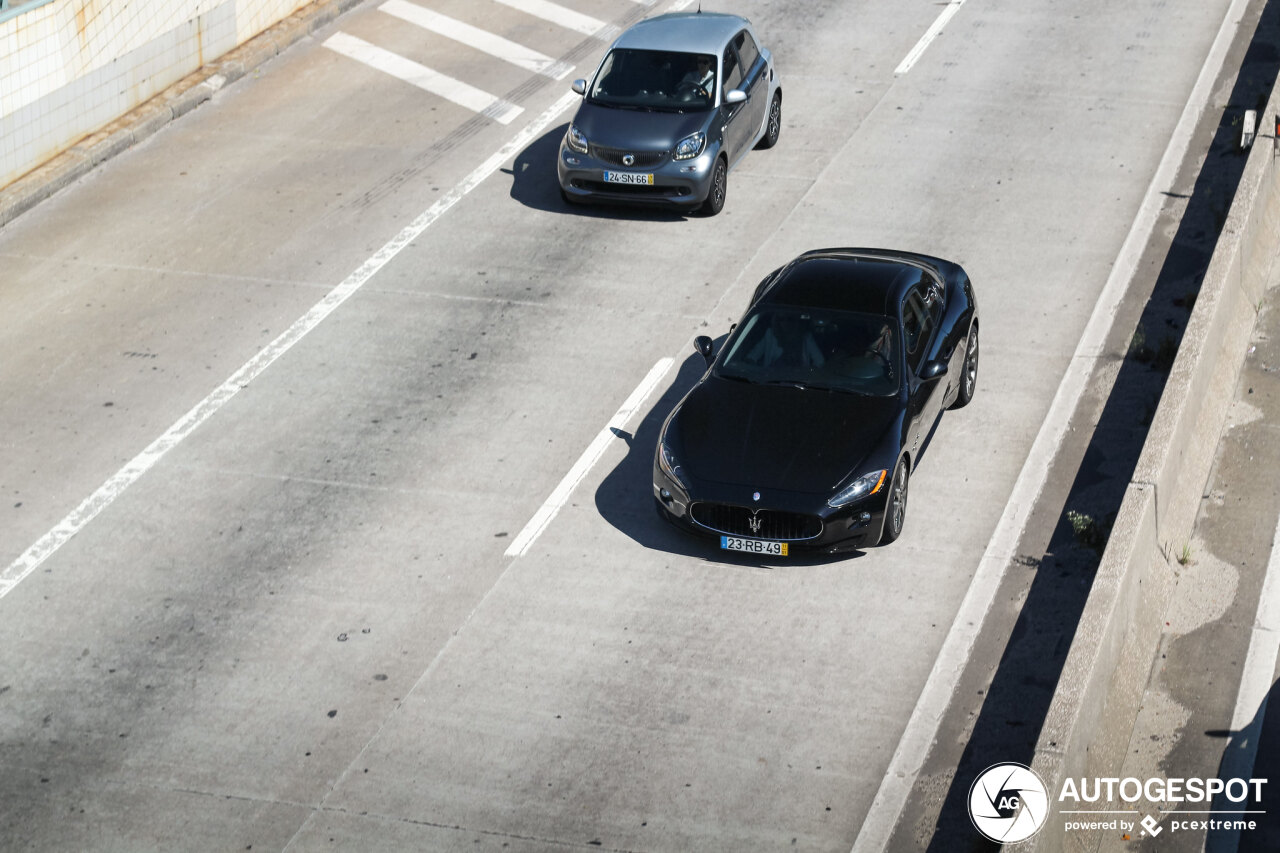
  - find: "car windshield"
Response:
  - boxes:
[716,306,899,396]
[589,48,716,111]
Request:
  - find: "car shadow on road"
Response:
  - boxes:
[503,123,697,221]
[593,340,868,569]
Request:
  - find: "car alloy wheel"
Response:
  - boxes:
[703,157,727,215]
[951,322,979,409]
[881,459,909,544]
[759,91,782,149]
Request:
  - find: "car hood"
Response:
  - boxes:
[573,100,711,151]
[671,377,901,494]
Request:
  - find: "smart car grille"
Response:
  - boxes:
[576,180,688,197]
[589,145,668,168]
[690,503,823,541]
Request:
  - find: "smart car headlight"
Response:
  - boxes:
[828,470,887,508]
[566,124,589,154]
[659,441,689,489]
[673,131,706,161]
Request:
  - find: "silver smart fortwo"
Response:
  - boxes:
[556,12,781,215]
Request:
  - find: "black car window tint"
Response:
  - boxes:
[735,30,761,74]
[590,49,715,109]
[722,45,743,92]
[903,291,931,372]
[923,276,944,325]
[720,313,767,366]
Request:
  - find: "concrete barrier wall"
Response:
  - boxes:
[0,0,363,226]
[0,0,312,189]
[1025,64,1280,853]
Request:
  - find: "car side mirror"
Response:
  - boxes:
[694,335,715,365]
[571,78,587,95]
[724,89,747,105]
[920,359,948,380]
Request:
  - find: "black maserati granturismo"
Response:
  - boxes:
[653,248,979,554]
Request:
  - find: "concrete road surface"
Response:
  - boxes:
[0,0,1256,849]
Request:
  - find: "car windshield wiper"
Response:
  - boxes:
[764,378,855,394]
[716,371,759,384]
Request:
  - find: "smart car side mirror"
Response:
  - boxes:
[725,89,747,105]
[694,335,715,365]
[571,79,587,95]
[920,360,948,380]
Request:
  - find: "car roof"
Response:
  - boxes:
[760,249,939,316]
[611,12,750,54]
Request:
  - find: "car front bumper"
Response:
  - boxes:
[652,460,891,553]
[558,144,717,208]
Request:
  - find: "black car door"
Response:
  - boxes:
[902,285,944,461]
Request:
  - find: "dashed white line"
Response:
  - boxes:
[0,90,583,601]
[323,31,523,124]
[380,0,573,80]
[895,0,967,75]
[492,0,606,37]
[504,358,675,558]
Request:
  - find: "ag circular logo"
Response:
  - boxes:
[968,762,1049,843]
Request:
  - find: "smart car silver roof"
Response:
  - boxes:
[611,12,749,54]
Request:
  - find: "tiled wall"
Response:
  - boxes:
[0,0,309,187]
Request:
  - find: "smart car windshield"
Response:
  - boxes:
[716,306,899,395]
[589,49,716,111]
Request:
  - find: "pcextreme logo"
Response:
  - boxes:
[968,763,1050,843]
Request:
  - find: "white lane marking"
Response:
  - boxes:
[895,0,967,75]
[492,0,605,37]
[0,90,583,602]
[323,31,523,124]
[380,0,573,80]
[1209,515,1280,853]
[504,358,675,558]
[850,0,1255,848]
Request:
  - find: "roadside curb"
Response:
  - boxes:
[1024,45,1280,853]
[0,0,365,229]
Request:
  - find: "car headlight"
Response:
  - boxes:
[828,470,887,508]
[673,131,706,161]
[565,124,589,154]
[659,441,689,489]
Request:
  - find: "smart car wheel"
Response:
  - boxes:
[880,458,909,545]
[703,157,727,215]
[759,90,782,149]
[951,322,979,409]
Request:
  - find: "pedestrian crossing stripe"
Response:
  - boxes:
[324,31,524,125]
[380,0,573,80]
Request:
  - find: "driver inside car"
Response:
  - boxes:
[678,55,716,98]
